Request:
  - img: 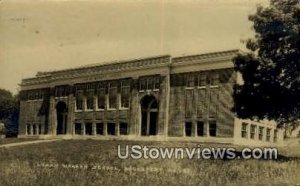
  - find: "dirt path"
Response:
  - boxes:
[0,139,62,148]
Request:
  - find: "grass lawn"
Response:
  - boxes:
[0,139,299,186]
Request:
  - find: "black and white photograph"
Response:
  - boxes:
[0,0,299,185]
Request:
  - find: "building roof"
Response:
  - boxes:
[21,49,240,86]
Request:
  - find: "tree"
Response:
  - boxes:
[233,0,300,128]
[0,89,19,137]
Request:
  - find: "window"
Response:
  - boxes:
[197,73,207,87]
[186,74,194,88]
[209,120,217,137]
[154,77,160,89]
[97,88,106,110]
[96,123,104,135]
[185,90,194,118]
[38,124,42,135]
[185,122,192,137]
[76,91,83,111]
[266,128,271,142]
[273,130,278,142]
[86,91,94,110]
[250,125,256,139]
[27,89,44,100]
[33,125,37,135]
[107,123,116,135]
[74,123,82,135]
[241,123,248,138]
[209,89,218,118]
[197,121,204,136]
[259,127,264,140]
[26,124,31,135]
[119,122,128,135]
[139,78,147,91]
[108,82,117,109]
[120,80,130,109]
[55,86,69,97]
[197,89,206,118]
[85,123,93,135]
[139,76,160,91]
[210,72,219,86]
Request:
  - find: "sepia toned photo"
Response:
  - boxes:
[0,0,299,185]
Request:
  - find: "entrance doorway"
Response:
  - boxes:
[56,101,68,135]
[141,95,158,136]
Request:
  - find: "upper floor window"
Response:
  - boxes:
[86,90,94,110]
[108,82,117,109]
[250,125,256,139]
[97,87,106,110]
[274,129,278,142]
[197,73,207,87]
[210,73,219,86]
[55,86,69,97]
[120,80,130,109]
[27,89,44,100]
[259,127,264,140]
[241,123,248,138]
[75,91,83,111]
[139,76,160,91]
[266,128,271,142]
[186,74,194,88]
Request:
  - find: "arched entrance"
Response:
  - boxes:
[56,101,68,135]
[140,95,158,136]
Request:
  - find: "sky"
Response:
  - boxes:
[0,0,269,94]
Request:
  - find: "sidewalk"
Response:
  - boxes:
[0,139,62,148]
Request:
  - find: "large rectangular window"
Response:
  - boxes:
[209,120,217,137]
[250,125,256,139]
[185,122,192,137]
[139,76,160,91]
[120,80,130,109]
[74,123,82,135]
[55,86,69,97]
[273,129,278,142]
[108,82,117,109]
[119,122,128,135]
[197,89,206,118]
[266,128,271,142]
[186,74,194,88]
[241,123,248,138]
[97,87,106,110]
[197,121,204,136]
[85,123,93,135]
[197,73,207,87]
[96,123,104,135]
[259,127,264,140]
[76,91,83,111]
[210,72,219,86]
[185,89,194,118]
[107,123,116,135]
[209,89,218,118]
[86,91,94,110]
[26,124,31,135]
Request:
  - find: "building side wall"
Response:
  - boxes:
[168,68,236,137]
